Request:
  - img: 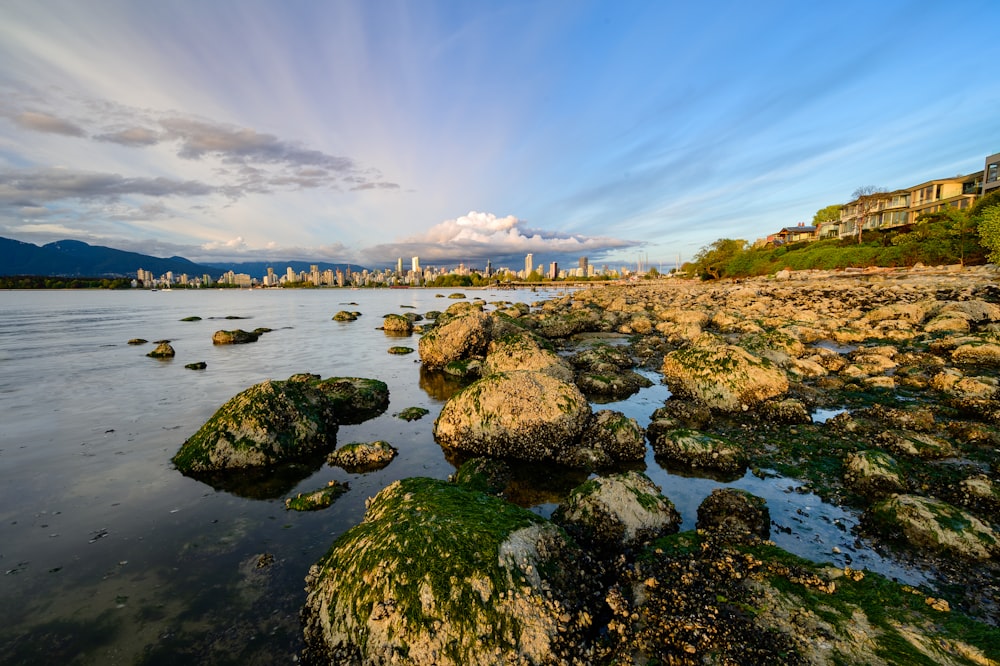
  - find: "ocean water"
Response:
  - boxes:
[0,287,923,664]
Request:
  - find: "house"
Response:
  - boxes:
[984,152,1000,197]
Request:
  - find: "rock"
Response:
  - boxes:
[395,406,430,421]
[952,342,1000,366]
[327,440,398,472]
[553,471,680,554]
[184,361,207,370]
[172,374,389,472]
[418,310,492,370]
[128,338,148,345]
[843,450,906,498]
[146,342,175,358]
[865,494,1000,560]
[332,310,358,321]
[649,428,746,474]
[875,430,954,459]
[381,313,413,335]
[180,315,202,322]
[212,329,260,344]
[758,398,812,424]
[696,488,770,540]
[575,370,654,400]
[285,480,350,511]
[482,331,574,382]
[387,346,415,355]
[660,333,789,412]
[301,478,599,665]
[568,410,646,468]
[433,371,591,465]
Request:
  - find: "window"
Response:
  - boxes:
[988,163,999,183]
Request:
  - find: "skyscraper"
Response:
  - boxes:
[525,253,533,278]
[412,256,420,273]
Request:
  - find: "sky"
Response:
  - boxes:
[1,0,998,272]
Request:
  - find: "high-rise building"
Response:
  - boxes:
[396,258,403,275]
[579,256,589,275]
[525,253,533,278]
[412,256,420,273]
[548,262,559,280]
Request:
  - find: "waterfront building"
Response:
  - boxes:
[524,253,533,278]
[984,152,1000,197]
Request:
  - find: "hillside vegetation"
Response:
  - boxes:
[686,192,1000,280]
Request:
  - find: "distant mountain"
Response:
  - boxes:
[0,236,365,279]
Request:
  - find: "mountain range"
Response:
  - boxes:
[0,237,362,278]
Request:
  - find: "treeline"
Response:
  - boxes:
[0,276,134,289]
[686,191,1000,280]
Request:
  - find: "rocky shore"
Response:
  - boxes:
[298,266,998,663]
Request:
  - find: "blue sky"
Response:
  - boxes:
[1,0,998,271]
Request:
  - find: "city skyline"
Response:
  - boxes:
[2,2,999,268]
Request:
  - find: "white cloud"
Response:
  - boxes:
[361,210,638,266]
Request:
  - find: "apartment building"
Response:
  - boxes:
[985,152,1000,197]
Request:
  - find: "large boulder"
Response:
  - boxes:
[864,494,1000,560]
[660,333,789,411]
[301,477,599,665]
[172,374,388,472]
[568,410,646,469]
[433,371,591,465]
[382,313,413,335]
[552,472,680,554]
[842,450,906,498]
[482,332,574,382]
[696,488,770,541]
[418,310,492,369]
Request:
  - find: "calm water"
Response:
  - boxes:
[0,287,923,665]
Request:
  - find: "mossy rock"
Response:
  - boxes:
[875,429,954,459]
[147,342,175,358]
[864,494,1000,560]
[447,292,466,299]
[327,440,397,472]
[553,471,680,554]
[387,346,414,355]
[395,406,430,421]
[301,477,599,665]
[569,409,646,469]
[212,329,260,344]
[180,315,202,322]
[184,361,207,370]
[483,331,574,382]
[285,481,349,511]
[649,427,747,475]
[695,488,770,541]
[172,374,388,472]
[843,449,905,498]
[128,338,148,345]
[382,313,413,334]
[332,310,358,322]
[575,369,653,400]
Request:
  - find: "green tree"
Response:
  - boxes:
[692,238,748,280]
[850,186,886,244]
[812,204,843,230]
[979,205,1000,264]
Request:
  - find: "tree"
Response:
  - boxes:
[979,205,1000,264]
[812,204,843,231]
[692,238,748,280]
[850,186,886,244]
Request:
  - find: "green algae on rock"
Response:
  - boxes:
[301,477,600,666]
[172,374,388,472]
[327,440,397,472]
[284,480,349,511]
[433,370,592,464]
[332,310,358,321]
[381,313,413,334]
[864,494,1000,561]
[553,471,680,554]
[212,329,261,344]
[394,406,429,421]
[649,427,747,475]
[387,345,414,355]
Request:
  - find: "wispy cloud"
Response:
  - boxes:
[11,110,86,137]
[0,167,214,203]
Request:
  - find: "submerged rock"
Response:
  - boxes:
[381,313,413,334]
[433,370,591,465]
[285,480,350,511]
[172,374,388,472]
[301,477,599,665]
[660,333,789,411]
[553,471,681,554]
